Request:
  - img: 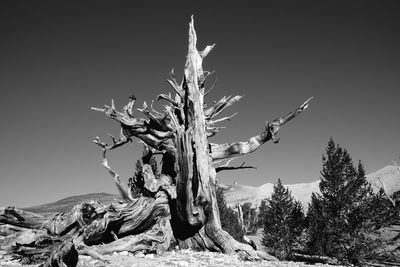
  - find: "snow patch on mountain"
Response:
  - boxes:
[225,165,399,209]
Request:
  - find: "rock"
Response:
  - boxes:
[174,261,189,266]
[119,251,129,256]
[145,253,155,259]
[89,260,99,265]
[135,252,145,258]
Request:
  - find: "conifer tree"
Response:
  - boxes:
[291,200,305,238]
[128,147,160,198]
[216,187,245,242]
[306,192,328,254]
[256,199,268,228]
[307,138,379,264]
[262,179,305,260]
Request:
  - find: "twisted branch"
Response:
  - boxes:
[210,97,313,160]
[215,158,256,173]
[99,149,134,203]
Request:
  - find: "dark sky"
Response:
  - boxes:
[1,1,399,207]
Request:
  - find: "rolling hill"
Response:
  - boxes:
[23,192,119,215]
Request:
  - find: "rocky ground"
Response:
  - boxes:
[0,249,339,267]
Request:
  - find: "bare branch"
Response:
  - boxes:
[204,78,218,97]
[111,99,115,111]
[93,96,176,152]
[100,149,134,203]
[157,93,179,107]
[377,176,396,207]
[164,105,180,129]
[137,102,173,133]
[272,97,313,126]
[208,112,238,126]
[215,158,256,173]
[91,107,106,112]
[394,161,400,172]
[123,94,136,118]
[204,95,243,119]
[216,180,237,191]
[149,100,163,117]
[199,44,215,58]
[93,131,130,151]
[210,97,313,160]
[166,69,183,98]
[216,164,256,173]
[136,101,148,114]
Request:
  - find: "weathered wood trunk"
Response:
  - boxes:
[0,17,311,266]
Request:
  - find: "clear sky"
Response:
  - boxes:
[1,1,399,208]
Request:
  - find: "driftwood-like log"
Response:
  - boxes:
[0,207,46,229]
[88,217,173,255]
[3,194,172,265]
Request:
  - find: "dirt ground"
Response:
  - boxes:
[0,249,339,267]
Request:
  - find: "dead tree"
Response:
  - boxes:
[0,17,311,265]
[90,15,311,259]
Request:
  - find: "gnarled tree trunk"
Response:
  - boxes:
[0,17,311,266]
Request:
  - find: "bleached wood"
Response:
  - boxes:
[210,97,313,160]
[394,161,400,172]
[377,176,396,207]
[100,149,134,203]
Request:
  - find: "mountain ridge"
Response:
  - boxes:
[22,165,399,214]
[225,165,400,209]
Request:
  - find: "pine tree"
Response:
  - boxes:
[128,147,160,198]
[128,159,144,198]
[216,186,245,242]
[307,138,379,264]
[262,179,305,260]
[291,200,305,238]
[256,199,268,228]
[306,192,328,254]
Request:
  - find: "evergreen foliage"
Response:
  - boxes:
[128,148,160,198]
[256,199,268,228]
[306,138,382,264]
[261,179,305,260]
[216,187,245,242]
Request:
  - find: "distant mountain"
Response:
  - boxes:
[23,193,119,215]
[225,165,400,209]
[22,166,399,215]
[224,180,320,209]
[366,165,400,195]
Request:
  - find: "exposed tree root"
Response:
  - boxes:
[88,217,174,255]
